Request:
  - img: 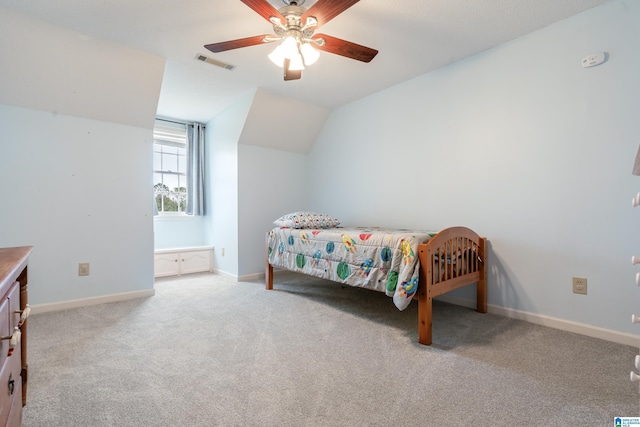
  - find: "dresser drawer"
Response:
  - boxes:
[0,283,20,371]
[0,287,20,427]
[0,246,31,422]
[5,375,21,427]
[0,297,9,372]
[7,285,19,333]
[0,344,21,427]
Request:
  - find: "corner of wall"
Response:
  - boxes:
[203,92,257,277]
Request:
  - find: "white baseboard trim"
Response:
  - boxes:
[238,272,265,282]
[213,268,238,280]
[212,269,265,282]
[436,294,640,348]
[30,289,156,315]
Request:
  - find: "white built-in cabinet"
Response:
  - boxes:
[154,247,213,278]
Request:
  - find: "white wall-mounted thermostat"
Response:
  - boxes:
[581,52,607,68]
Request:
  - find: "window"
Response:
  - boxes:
[154,122,187,214]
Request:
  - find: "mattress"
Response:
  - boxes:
[266,227,436,310]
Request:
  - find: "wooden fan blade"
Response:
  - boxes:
[283,59,302,81]
[241,0,284,25]
[301,0,360,28]
[314,34,378,63]
[205,35,275,53]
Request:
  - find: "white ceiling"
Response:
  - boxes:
[0,0,612,123]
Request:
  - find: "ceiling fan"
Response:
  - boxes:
[204,0,378,81]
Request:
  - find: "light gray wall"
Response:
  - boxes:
[204,93,255,276]
[206,92,313,278]
[0,2,164,306]
[306,0,640,336]
[153,216,208,250]
[238,144,309,277]
[0,104,155,305]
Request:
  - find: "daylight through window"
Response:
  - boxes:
[154,121,187,214]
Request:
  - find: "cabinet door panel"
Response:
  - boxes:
[154,254,180,277]
[180,251,211,274]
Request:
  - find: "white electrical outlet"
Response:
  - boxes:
[78,263,90,276]
[572,277,587,295]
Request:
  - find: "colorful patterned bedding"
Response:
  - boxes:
[266,227,437,311]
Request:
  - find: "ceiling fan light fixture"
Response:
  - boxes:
[268,44,286,67]
[288,51,305,71]
[300,42,319,65]
[269,35,308,69]
[280,36,298,59]
[205,0,379,81]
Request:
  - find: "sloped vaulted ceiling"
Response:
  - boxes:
[239,88,329,154]
[0,0,613,127]
[0,6,165,129]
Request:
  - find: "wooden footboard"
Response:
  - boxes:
[417,227,487,345]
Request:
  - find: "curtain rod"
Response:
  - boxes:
[155,117,206,128]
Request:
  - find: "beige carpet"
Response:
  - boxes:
[21,272,640,426]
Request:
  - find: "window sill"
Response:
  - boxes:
[153,214,200,222]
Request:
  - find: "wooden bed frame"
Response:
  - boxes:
[265,226,487,345]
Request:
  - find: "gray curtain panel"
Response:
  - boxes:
[186,122,206,216]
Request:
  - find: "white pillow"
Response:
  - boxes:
[274,211,340,229]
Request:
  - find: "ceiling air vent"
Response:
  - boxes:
[194,54,235,70]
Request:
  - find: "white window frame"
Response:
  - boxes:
[154,122,188,216]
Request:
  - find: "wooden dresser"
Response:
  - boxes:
[0,247,32,427]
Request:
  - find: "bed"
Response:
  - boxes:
[265,222,487,345]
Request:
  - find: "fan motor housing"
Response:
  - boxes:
[278,5,304,25]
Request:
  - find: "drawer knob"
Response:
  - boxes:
[16,304,30,327]
[1,327,21,357]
